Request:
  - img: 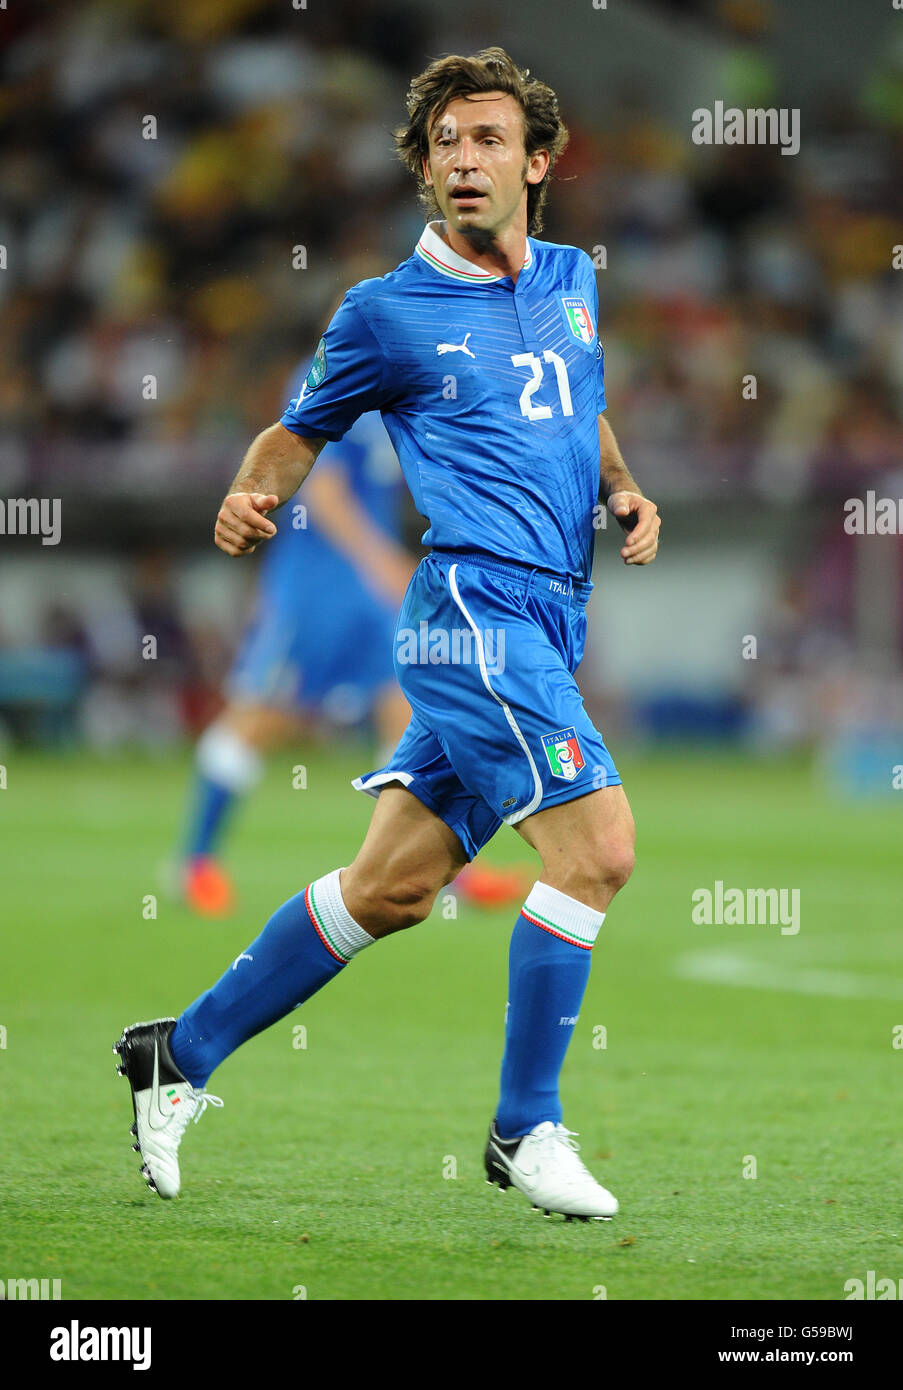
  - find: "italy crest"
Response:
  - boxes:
[558,295,596,352]
[541,727,586,781]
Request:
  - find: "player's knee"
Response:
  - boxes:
[552,837,634,905]
[354,875,438,933]
[598,840,635,894]
[384,877,438,929]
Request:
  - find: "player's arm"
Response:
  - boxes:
[214,424,326,557]
[303,468,416,604]
[598,413,661,566]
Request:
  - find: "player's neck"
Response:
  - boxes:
[439,218,527,284]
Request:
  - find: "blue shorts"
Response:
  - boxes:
[352,549,621,858]
[228,583,398,723]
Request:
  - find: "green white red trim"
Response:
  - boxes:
[520,881,605,951]
[415,220,533,284]
[304,869,374,964]
[305,882,350,964]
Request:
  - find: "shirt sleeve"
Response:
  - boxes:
[280,293,390,442]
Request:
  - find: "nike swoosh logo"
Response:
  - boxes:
[490,1141,540,1190]
[145,1042,176,1133]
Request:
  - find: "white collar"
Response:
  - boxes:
[414,220,533,284]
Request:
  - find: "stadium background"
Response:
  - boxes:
[1,0,902,1304]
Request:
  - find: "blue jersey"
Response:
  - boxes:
[280,221,606,583]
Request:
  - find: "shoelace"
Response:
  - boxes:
[165,1088,224,1138]
[188,1089,224,1124]
[523,1126,596,1189]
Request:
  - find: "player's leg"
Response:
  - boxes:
[116,784,464,1196]
[370,682,528,908]
[484,787,634,1218]
[515,783,636,911]
[173,784,463,1082]
[181,701,305,916]
[391,551,627,1217]
[341,785,468,935]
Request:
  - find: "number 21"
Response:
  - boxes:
[511,350,573,421]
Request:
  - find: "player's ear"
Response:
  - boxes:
[526,149,550,185]
[421,152,434,188]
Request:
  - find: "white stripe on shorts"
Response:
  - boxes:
[447,562,544,825]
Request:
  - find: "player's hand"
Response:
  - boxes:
[214,492,279,556]
[607,491,661,566]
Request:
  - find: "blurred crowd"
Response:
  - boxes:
[1,0,901,756]
[1,1,901,492]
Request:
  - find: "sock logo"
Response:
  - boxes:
[232,953,254,971]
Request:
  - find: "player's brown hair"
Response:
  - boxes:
[394,47,569,235]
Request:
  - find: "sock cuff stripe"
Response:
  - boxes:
[522,880,606,949]
[308,869,375,961]
[304,884,350,964]
[521,907,594,950]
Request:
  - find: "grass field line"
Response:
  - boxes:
[674,947,903,999]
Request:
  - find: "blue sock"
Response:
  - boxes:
[184,776,236,859]
[170,869,373,1087]
[496,883,606,1139]
[183,723,263,860]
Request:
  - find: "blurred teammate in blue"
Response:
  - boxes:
[180,394,412,918]
[118,48,661,1221]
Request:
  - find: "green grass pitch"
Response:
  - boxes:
[1,745,901,1300]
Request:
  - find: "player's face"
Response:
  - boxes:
[422,92,548,239]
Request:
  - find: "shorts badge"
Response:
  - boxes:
[541,727,586,781]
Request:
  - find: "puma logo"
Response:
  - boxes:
[436,332,475,358]
[232,953,253,971]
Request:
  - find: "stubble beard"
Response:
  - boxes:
[440,162,529,256]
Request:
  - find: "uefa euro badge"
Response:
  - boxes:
[558,296,596,352]
[306,337,328,390]
[542,727,586,781]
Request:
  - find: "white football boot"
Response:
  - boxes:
[485,1119,618,1220]
[113,1018,223,1198]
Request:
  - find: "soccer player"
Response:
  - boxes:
[115,47,661,1221]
